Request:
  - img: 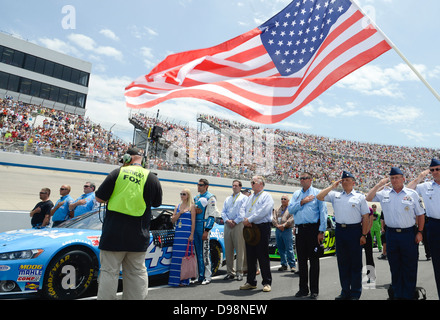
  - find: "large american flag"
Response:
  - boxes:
[125,0,391,124]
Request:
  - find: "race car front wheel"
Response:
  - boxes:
[42,249,97,300]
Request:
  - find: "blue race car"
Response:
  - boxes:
[0,205,225,300]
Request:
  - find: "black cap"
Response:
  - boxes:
[126,147,142,156]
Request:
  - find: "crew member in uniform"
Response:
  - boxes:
[366,167,424,300]
[317,171,370,300]
[408,158,440,299]
[288,172,327,299]
[95,147,162,300]
[194,178,219,285]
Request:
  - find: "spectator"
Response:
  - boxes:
[69,182,97,217]
[371,204,382,252]
[288,172,327,299]
[50,185,74,227]
[30,188,53,228]
[240,176,274,293]
[272,194,296,273]
[221,180,247,281]
[168,189,196,286]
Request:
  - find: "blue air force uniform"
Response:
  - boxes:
[372,167,425,300]
[323,171,370,299]
[414,158,440,299]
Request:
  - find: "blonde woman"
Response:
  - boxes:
[168,189,196,286]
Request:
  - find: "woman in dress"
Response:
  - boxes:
[168,188,196,286]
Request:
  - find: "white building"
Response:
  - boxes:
[0,32,91,115]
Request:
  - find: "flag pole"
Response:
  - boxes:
[351,0,440,102]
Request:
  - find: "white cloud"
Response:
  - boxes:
[337,63,438,98]
[67,33,123,61]
[140,47,156,70]
[144,27,158,37]
[85,74,132,132]
[38,37,81,57]
[301,100,360,118]
[99,29,119,41]
[364,105,423,124]
[400,129,427,143]
[129,25,159,40]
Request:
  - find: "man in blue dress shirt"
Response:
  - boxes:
[366,167,425,300]
[288,172,327,299]
[69,182,97,217]
[408,158,440,299]
[50,185,74,227]
[317,171,370,300]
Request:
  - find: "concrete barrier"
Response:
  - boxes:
[0,151,295,193]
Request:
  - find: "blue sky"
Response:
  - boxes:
[2,0,440,149]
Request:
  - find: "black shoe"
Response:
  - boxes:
[294,290,309,298]
[278,265,287,271]
[335,294,349,300]
[309,293,318,299]
[223,274,235,280]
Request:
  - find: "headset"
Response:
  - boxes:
[122,152,146,167]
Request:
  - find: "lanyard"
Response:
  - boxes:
[232,192,240,204]
[249,191,263,213]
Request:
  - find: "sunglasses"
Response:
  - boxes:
[430,168,440,172]
[281,198,288,200]
[39,192,48,194]
[84,185,91,188]
[300,177,311,180]
[197,183,206,187]
[180,193,187,196]
[60,188,68,191]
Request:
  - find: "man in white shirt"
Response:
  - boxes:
[240,176,274,293]
[221,180,247,281]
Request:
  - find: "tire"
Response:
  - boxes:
[210,240,222,276]
[42,249,97,300]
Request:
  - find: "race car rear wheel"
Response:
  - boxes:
[210,240,222,276]
[42,249,97,300]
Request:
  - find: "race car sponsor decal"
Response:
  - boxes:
[210,228,224,240]
[0,265,11,271]
[24,282,40,291]
[87,236,100,246]
[17,264,43,282]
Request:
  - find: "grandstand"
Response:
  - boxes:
[2,97,440,192]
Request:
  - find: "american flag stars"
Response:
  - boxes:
[260,0,350,76]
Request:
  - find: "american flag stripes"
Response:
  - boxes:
[125,0,391,124]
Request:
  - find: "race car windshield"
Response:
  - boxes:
[55,211,103,230]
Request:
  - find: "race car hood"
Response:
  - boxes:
[0,228,93,252]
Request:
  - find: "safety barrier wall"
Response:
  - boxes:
[0,151,293,194]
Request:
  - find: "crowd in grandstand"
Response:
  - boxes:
[1,98,128,164]
[2,97,439,191]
